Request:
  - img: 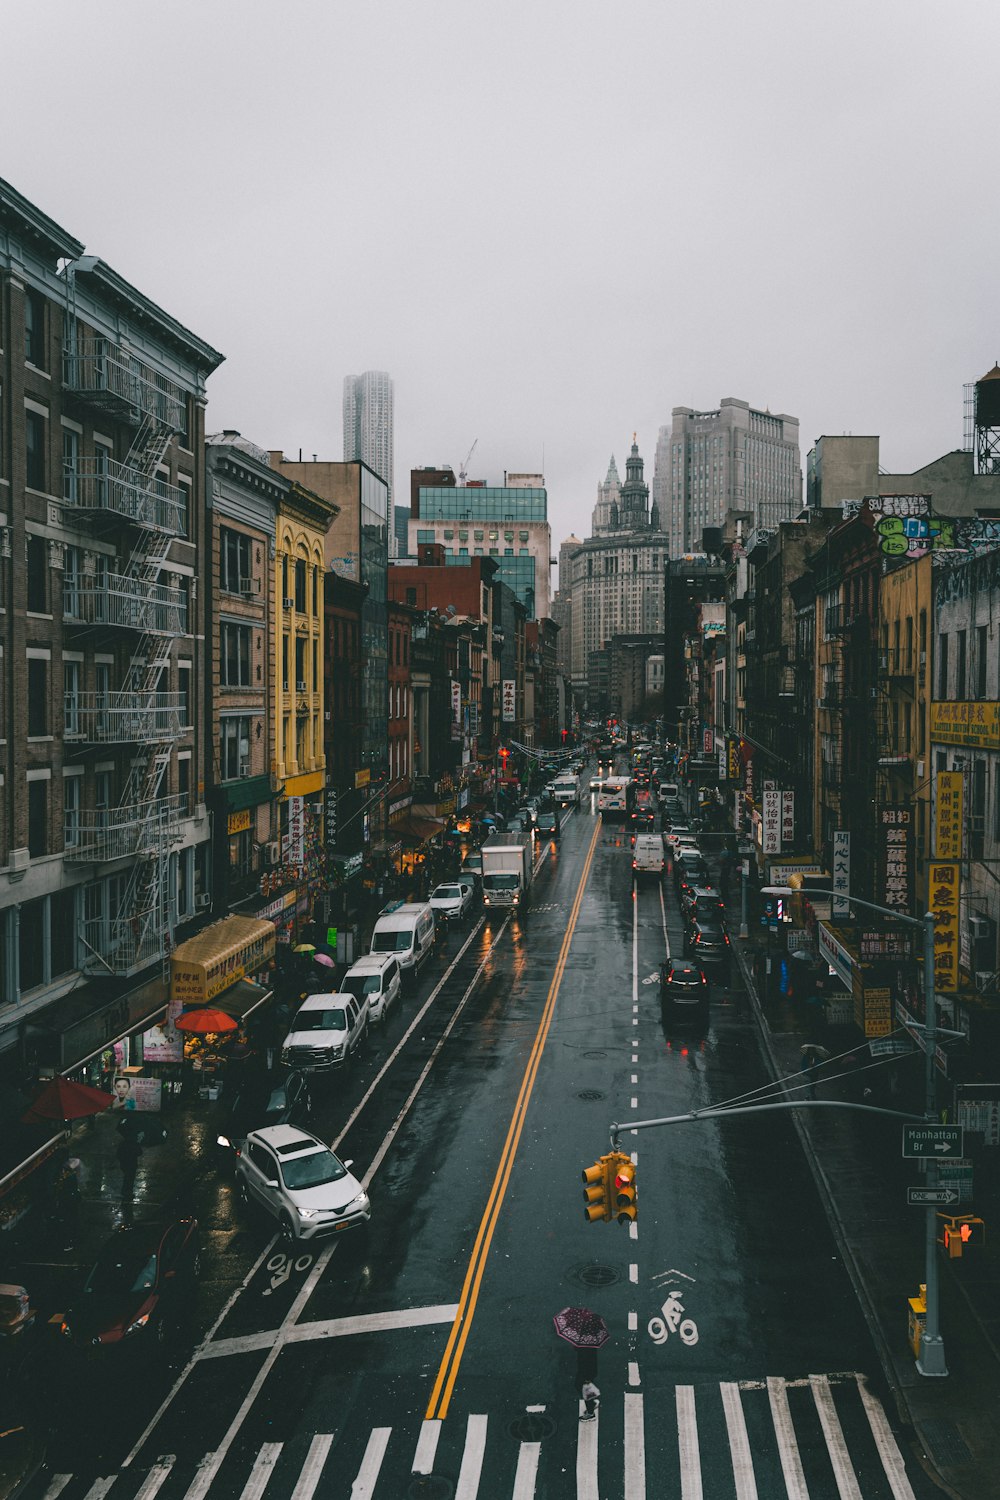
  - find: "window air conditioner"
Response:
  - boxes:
[195,892,211,910]
[975,971,997,993]
[239,765,251,778]
[296,680,308,692]
[968,915,991,941]
[283,596,295,609]
[240,577,261,595]
[265,841,281,865]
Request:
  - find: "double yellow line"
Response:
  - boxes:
[426,815,603,1420]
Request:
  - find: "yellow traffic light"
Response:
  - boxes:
[582,1158,610,1222]
[613,1153,637,1224]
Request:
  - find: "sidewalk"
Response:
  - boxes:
[733,934,1000,1500]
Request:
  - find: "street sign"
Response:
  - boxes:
[902,1124,964,1158]
[907,1186,962,1207]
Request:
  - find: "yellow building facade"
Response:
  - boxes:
[273,483,338,798]
[877,553,932,910]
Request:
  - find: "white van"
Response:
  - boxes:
[340,952,402,1025]
[632,833,665,881]
[368,901,436,984]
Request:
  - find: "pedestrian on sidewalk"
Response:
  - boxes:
[52,1155,82,1251]
[116,1132,142,1221]
[800,1043,829,1099]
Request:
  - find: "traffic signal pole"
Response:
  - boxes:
[918,906,948,1376]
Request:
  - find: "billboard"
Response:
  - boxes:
[832,831,851,919]
[879,805,913,913]
[935,770,964,860]
[929,861,960,992]
[502,680,516,723]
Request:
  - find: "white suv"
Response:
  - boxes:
[237,1124,370,1242]
[280,992,369,1072]
[340,953,401,1025]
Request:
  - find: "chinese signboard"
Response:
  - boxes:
[930,701,1000,751]
[762,788,781,854]
[852,971,893,1038]
[879,806,913,913]
[227,808,251,835]
[929,861,960,992]
[727,737,741,781]
[502,679,516,723]
[832,831,851,919]
[451,680,462,742]
[325,789,338,849]
[780,791,795,847]
[703,728,714,754]
[935,770,964,859]
[283,796,305,865]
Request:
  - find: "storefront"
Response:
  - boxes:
[169,916,277,1093]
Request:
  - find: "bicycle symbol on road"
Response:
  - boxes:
[263,1249,313,1295]
[648,1268,699,1346]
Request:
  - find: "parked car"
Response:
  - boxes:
[216,1068,312,1165]
[660,959,709,1021]
[429,881,474,923]
[236,1125,370,1243]
[665,825,694,849]
[456,872,481,906]
[461,851,484,877]
[680,886,726,928]
[340,952,402,1025]
[684,920,731,977]
[59,1219,200,1349]
[280,992,370,1072]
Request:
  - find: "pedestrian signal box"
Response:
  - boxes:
[938,1213,986,1258]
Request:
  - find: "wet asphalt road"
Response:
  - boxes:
[22,789,943,1499]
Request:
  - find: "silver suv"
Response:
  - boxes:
[280,992,369,1071]
[340,953,401,1025]
[236,1124,370,1242]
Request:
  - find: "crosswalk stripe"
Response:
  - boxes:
[351,1428,391,1498]
[720,1383,758,1500]
[676,1386,703,1500]
[624,1392,646,1500]
[454,1414,488,1500]
[766,1376,809,1500]
[243,1441,283,1500]
[855,1375,918,1500]
[511,1439,540,1500]
[82,1481,117,1500]
[811,1374,863,1500]
[576,1403,599,1499]
[133,1458,175,1499]
[412,1418,441,1474]
[41,1479,71,1500]
[290,1434,334,1500]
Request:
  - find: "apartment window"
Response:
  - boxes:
[63,773,81,848]
[177,754,191,804]
[220,715,251,780]
[63,661,80,736]
[95,441,112,507]
[28,780,48,857]
[295,636,307,687]
[177,395,191,449]
[95,770,113,827]
[24,288,45,367]
[976,625,988,699]
[220,528,252,593]
[63,545,80,619]
[177,478,191,538]
[25,410,46,490]
[972,759,987,860]
[178,662,191,726]
[19,898,44,990]
[62,427,79,503]
[221,622,252,686]
[28,658,47,736]
[956,630,967,699]
[937,634,949,697]
[312,566,318,617]
[282,636,290,691]
[294,558,307,612]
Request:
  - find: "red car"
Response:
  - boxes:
[60,1218,200,1350]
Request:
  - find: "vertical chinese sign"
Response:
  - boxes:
[832,830,851,919]
[929,861,960,992]
[780,791,795,848]
[935,770,964,859]
[451,680,462,741]
[879,805,913,913]
[762,787,781,854]
[502,680,516,723]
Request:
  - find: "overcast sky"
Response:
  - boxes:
[3,0,996,566]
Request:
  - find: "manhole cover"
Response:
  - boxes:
[577,1263,620,1288]
[509,1412,557,1442]
[578,1089,605,1101]
[407,1478,454,1499]
[583,1050,608,1059]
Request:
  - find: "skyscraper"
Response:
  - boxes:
[653,397,801,557]
[343,370,394,532]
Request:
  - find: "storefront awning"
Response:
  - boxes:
[212,979,274,1023]
[396,816,446,845]
[171,916,276,1004]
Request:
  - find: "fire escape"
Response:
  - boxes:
[62,323,188,976]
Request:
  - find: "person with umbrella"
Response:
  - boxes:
[553,1306,607,1419]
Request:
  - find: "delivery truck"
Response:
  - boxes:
[550,771,582,806]
[481,833,534,910]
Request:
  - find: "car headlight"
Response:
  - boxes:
[216,1134,231,1148]
[126,1312,150,1334]
[298,1207,320,1219]
[343,1192,369,1215]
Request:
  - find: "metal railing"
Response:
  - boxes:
[63,793,186,864]
[64,573,187,636]
[63,338,185,429]
[63,458,186,535]
[64,692,185,744]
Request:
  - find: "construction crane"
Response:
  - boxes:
[459,439,478,486]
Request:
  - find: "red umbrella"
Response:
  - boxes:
[21,1076,113,1125]
[553,1307,610,1349]
[174,1007,239,1035]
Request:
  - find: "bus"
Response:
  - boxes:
[597,776,634,819]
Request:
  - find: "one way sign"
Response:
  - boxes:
[907,1186,961,1207]
[902,1124,964,1159]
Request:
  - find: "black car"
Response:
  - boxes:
[216,1069,312,1165]
[675,856,711,895]
[680,886,726,927]
[535,808,560,840]
[660,959,709,1020]
[59,1218,200,1350]
[684,920,731,977]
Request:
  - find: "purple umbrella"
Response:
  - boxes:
[313,952,336,968]
[553,1307,609,1349]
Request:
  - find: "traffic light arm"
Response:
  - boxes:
[608,1097,919,1151]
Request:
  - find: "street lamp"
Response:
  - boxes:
[761,884,947,1378]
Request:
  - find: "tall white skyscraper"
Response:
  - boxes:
[343,370,394,547]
